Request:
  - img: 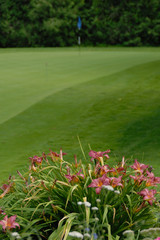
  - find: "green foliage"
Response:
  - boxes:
[0,0,160,46]
[0,148,160,239]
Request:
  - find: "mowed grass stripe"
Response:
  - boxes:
[0,57,160,179]
[1,48,160,125]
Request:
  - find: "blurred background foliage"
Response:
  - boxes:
[0,0,160,47]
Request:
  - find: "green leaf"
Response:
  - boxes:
[48,213,78,240]
[65,184,79,209]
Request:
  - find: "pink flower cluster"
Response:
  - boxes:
[86,150,126,194]
[86,151,159,206]
[130,170,160,187]
[129,160,160,205]
[28,149,67,172]
[88,174,123,194]
[0,148,159,236]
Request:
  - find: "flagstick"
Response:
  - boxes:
[77,17,82,56]
[78,35,81,56]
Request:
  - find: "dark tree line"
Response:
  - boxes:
[0,0,160,47]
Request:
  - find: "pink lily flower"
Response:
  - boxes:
[138,188,157,205]
[0,215,20,231]
[108,176,123,188]
[145,175,157,187]
[146,171,155,178]
[29,155,43,165]
[130,160,148,174]
[130,174,145,185]
[154,238,160,240]
[145,171,160,186]
[88,174,110,194]
[65,174,79,183]
[94,163,110,176]
[89,150,110,162]
[65,168,84,184]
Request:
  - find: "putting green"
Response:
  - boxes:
[0,47,160,180]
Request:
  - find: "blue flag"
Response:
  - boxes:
[77,17,82,30]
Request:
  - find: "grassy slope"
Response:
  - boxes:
[0,48,160,180]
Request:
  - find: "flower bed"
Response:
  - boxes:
[0,148,160,239]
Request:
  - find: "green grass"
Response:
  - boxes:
[0,47,160,180]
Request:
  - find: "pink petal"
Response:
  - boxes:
[10,215,17,223]
[12,222,20,229]
[95,187,101,194]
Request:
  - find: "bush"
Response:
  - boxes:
[0,148,160,239]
